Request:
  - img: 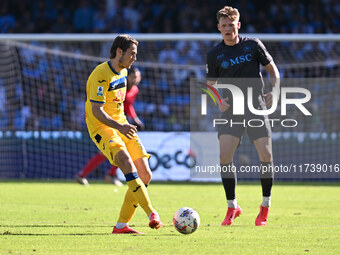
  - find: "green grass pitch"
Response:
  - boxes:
[0,181,339,254]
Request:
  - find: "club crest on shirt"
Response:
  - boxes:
[221,61,229,69]
[97,86,103,96]
[243,45,251,52]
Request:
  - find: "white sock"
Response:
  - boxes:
[115,223,128,229]
[227,199,237,208]
[262,196,271,208]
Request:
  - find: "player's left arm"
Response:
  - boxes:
[256,38,280,107]
[263,61,280,107]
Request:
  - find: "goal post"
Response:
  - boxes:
[0,33,339,181]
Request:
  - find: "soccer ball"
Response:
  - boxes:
[173,207,200,234]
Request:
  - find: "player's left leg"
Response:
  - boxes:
[253,136,274,226]
[116,157,152,229]
[133,157,152,185]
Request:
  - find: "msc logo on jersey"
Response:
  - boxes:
[97,86,103,96]
[221,54,252,69]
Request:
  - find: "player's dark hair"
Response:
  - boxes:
[217,6,240,22]
[110,34,138,59]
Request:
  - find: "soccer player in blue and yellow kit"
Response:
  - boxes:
[85,34,162,234]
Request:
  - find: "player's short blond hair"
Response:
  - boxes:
[216,6,240,23]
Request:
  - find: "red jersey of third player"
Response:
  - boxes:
[124,85,139,119]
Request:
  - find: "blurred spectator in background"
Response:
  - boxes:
[73,0,94,33]
[93,1,110,33]
[1,0,340,34]
[0,3,16,33]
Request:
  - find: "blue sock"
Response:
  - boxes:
[125,172,138,182]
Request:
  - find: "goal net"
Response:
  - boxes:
[0,34,339,180]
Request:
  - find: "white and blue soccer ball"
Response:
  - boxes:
[173,207,200,234]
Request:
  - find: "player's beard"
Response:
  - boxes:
[119,54,131,69]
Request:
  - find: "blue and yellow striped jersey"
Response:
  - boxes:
[85,61,127,129]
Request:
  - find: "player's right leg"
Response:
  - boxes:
[114,150,162,230]
[219,134,242,226]
[133,157,163,229]
[115,157,152,231]
[116,133,163,229]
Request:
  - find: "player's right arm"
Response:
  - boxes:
[206,52,229,112]
[207,80,230,112]
[91,102,137,139]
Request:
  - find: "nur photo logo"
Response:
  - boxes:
[199,82,312,128]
